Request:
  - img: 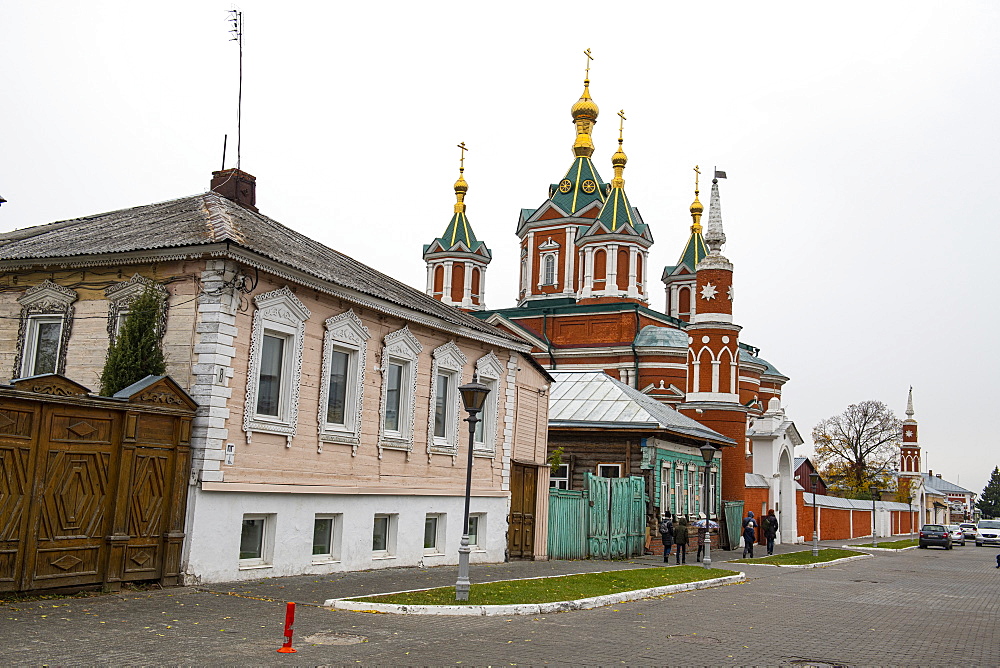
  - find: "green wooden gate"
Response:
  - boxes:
[547,475,647,560]
[547,488,589,559]
[586,474,647,559]
[722,500,744,551]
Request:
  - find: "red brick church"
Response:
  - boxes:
[422,57,803,546]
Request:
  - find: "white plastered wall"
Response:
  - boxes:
[182,489,508,585]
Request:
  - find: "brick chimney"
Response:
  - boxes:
[211,168,257,212]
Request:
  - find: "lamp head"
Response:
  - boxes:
[459,373,490,413]
[699,442,717,464]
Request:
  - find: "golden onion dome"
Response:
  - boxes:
[454,173,468,194]
[689,195,703,215]
[612,141,627,168]
[571,81,600,121]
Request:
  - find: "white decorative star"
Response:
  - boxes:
[728,285,734,301]
[905,430,914,437]
[700,282,718,300]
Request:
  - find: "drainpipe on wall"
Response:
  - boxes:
[542,310,556,369]
[631,304,640,389]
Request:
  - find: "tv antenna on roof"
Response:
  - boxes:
[225,8,244,172]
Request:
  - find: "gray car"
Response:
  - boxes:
[948,524,966,546]
[919,524,952,549]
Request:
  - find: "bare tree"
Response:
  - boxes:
[812,400,901,496]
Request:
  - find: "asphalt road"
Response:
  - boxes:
[2,542,997,666]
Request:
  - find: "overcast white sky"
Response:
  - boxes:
[3,2,998,494]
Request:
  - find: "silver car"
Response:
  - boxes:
[947,524,966,546]
[975,520,1000,547]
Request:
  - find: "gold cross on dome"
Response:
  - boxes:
[583,48,593,79]
[693,165,701,193]
[457,142,468,172]
[617,109,626,141]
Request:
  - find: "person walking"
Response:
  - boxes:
[742,511,758,558]
[658,513,674,563]
[995,552,999,569]
[673,515,688,564]
[763,509,779,556]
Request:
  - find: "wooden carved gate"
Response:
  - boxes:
[0,374,194,593]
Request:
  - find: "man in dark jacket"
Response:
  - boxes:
[673,516,688,564]
[763,509,779,556]
[658,513,674,563]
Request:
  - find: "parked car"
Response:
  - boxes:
[975,520,1000,547]
[960,523,977,539]
[918,524,952,549]
[947,524,966,546]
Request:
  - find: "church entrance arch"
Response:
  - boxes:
[777,448,795,544]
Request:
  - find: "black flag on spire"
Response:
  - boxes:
[714,169,727,179]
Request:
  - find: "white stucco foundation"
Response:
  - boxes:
[181,488,509,584]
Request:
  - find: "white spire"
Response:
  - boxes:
[906,386,914,419]
[705,175,727,253]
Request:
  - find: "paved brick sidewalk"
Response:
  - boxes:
[2,540,995,665]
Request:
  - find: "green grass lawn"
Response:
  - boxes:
[349,566,734,606]
[731,548,861,565]
[861,538,918,549]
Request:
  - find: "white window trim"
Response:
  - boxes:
[104,273,168,345]
[537,239,561,289]
[378,326,422,458]
[372,513,398,559]
[597,463,623,478]
[317,309,370,455]
[473,352,503,456]
[14,280,77,379]
[239,513,274,570]
[423,513,446,556]
[243,287,311,446]
[311,513,342,564]
[550,464,569,490]
[468,513,486,551]
[427,341,467,459]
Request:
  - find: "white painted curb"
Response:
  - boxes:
[841,544,918,552]
[324,573,746,616]
[736,553,873,569]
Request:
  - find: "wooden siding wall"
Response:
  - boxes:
[548,433,643,491]
[225,274,548,492]
[0,262,202,388]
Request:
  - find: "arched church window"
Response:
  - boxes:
[542,255,556,286]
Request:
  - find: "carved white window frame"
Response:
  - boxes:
[14,280,77,379]
[317,309,370,455]
[427,341,467,459]
[537,238,560,288]
[104,273,169,345]
[378,326,422,458]
[473,351,504,457]
[243,287,311,446]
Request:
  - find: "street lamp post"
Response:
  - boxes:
[455,374,491,602]
[809,472,820,557]
[699,443,717,569]
[871,486,881,548]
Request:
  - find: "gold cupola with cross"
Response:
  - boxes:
[575,109,653,304]
[423,142,492,311]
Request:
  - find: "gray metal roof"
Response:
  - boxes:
[745,473,770,488]
[793,457,807,470]
[922,473,974,496]
[0,192,516,342]
[634,325,687,348]
[548,370,735,445]
[738,348,787,378]
[804,493,913,512]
